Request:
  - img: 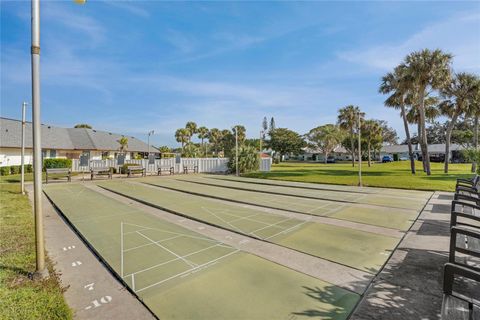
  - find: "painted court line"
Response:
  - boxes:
[123,235,183,253]
[264,220,309,240]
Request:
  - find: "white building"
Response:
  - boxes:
[0,117,158,167]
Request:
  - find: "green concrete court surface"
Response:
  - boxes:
[178,175,431,211]
[44,183,359,319]
[141,176,420,231]
[99,180,399,273]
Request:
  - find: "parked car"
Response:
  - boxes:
[399,156,409,161]
[326,156,336,163]
[382,155,393,163]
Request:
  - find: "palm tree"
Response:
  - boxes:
[197,126,209,156]
[398,49,452,175]
[306,124,344,164]
[440,72,479,173]
[465,77,480,172]
[380,68,416,173]
[175,128,190,152]
[232,125,246,144]
[338,105,364,167]
[362,120,382,167]
[118,137,128,153]
[185,121,197,142]
[208,128,222,156]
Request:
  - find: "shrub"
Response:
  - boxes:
[0,166,10,176]
[110,167,117,174]
[120,163,140,174]
[227,145,260,174]
[25,164,33,173]
[10,165,20,174]
[43,159,72,171]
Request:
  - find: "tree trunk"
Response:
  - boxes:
[444,114,459,173]
[401,105,416,174]
[367,141,371,167]
[350,130,355,167]
[472,115,478,173]
[324,152,328,164]
[418,91,431,175]
[418,121,426,172]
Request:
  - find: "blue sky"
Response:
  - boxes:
[1,1,479,147]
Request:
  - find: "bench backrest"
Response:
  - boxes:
[127,166,144,170]
[91,167,111,172]
[46,168,70,173]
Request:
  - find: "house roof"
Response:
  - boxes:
[0,117,157,153]
[381,143,464,153]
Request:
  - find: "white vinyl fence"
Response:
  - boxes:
[72,157,272,173]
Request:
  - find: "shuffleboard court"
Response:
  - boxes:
[178,175,430,211]
[98,181,399,273]
[141,177,418,231]
[210,175,433,199]
[44,183,360,319]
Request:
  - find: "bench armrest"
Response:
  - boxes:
[450,226,480,263]
[454,193,480,204]
[456,185,479,194]
[443,262,480,295]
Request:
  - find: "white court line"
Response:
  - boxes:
[135,249,240,293]
[122,222,220,243]
[201,206,284,227]
[123,243,225,278]
[70,209,140,224]
[120,222,124,278]
[201,207,244,233]
[136,231,197,268]
[264,220,309,240]
[123,235,182,253]
[248,216,295,236]
[228,212,265,224]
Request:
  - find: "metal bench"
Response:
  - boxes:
[126,165,146,177]
[45,168,71,184]
[158,166,174,175]
[449,226,480,270]
[90,167,113,180]
[441,263,480,320]
[183,165,198,174]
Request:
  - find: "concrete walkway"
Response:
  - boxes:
[27,185,155,320]
[350,191,452,320]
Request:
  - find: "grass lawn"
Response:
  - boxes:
[245,161,472,192]
[0,183,72,320]
[0,172,79,184]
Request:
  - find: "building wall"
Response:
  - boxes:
[0,148,33,166]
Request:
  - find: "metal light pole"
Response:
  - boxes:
[31,0,46,277]
[357,112,362,187]
[147,130,154,155]
[259,130,263,153]
[235,127,239,176]
[21,101,29,195]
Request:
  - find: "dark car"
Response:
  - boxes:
[326,156,336,163]
[382,155,393,163]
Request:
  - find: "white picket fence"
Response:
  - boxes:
[72,157,272,173]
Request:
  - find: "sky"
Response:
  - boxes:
[1,1,480,147]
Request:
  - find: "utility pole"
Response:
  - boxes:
[21,101,28,195]
[235,127,239,176]
[357,111,362,187]
[259,130,263,154]
[31,0,46,277]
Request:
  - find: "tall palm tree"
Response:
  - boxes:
[118,137,128,153]
[465,77,480,172]
[338,105,364,167]
[208,128,222,156]
[197,126,209,156]
[398,49,452,175]
[232,125,246,144]
[185,121,197,142]
[440,72,479,173]
[175,128,190,152]
[362,120,382,167]
[380,68,416,174]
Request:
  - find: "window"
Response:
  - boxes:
[50,150,56,158]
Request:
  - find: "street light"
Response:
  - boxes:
[21,101,29,195]
[147,130,154,155]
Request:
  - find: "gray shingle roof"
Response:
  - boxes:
[0,117,157,152]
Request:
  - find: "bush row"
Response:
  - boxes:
[0,164,33,176]
[0,158,72,176]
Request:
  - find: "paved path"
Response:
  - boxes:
[27,185,155,320]
[350,191,452,320]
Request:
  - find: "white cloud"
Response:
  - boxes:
[338,12,480,72]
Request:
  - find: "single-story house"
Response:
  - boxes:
[379,143,465,162]
[0,117,158,167]
[298,146,352,162]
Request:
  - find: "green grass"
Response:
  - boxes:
[245,161,472,192]
[0,183,72,320]
[0,172,78,184]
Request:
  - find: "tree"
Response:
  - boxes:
[185,121,197,142]
[337,105,364,167]
[262,116,268,138]
[465,77,480,172]
[362,120,383,167]
[183,143,199,158]
[380,68,416,173]
[269,117,276,134]
[208,128,222,156]
[175,128,190,152]
[227,145,259,174]
[74,123,92,129]
[440,72,479,173]
[398,49,453,175]
[197,126,209,156]
[268,128,305,161]
[158,146,171,154]
[118,137,128,153]
[306,124,344,164]
[232,125,246,144]
[377,120,398,145]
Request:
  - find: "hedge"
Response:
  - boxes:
[10,165,20,174]
[120,163,140,174]
[0,166,10,176]
[43,159,72,171]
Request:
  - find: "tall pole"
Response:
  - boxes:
[21,102,28,195]
[357,112,362,187]
[259,130,263,153]
[235,127,239,176]
[31,0,45,276]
